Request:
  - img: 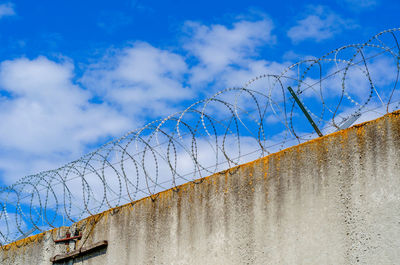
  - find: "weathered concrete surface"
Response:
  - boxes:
[2,111,400,265]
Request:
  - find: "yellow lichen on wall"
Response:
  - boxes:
[1,227,57,252]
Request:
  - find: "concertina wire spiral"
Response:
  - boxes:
[0,28,400,245]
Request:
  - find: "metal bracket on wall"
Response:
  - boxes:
[54,231,82,245]
[50,240,108,263]
[337,113,361,131]
[287,86,323,137]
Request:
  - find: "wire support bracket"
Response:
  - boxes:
[287,86,323,137]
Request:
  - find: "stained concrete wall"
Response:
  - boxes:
[2,111,400,265]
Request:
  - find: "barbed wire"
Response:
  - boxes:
[0,28,399,245]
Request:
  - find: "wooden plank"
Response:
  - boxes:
[50,240,108,263]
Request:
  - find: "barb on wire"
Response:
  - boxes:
[1,28,400,245]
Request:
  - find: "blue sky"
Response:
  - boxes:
[0,0,399,184]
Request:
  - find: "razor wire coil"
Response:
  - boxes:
[0,28,400,245]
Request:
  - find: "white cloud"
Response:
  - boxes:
[0,17,282,186]
[0,57,132,183]
[321,55,398,101]
[282,50,303,61]
[0,3,15,18]
[219,59,289,89]
[81,42,191,117]
[338,0,378,10]
[287,5,358,43]
[184,18,276,86]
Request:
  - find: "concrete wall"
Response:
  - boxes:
[2,111,400,265]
